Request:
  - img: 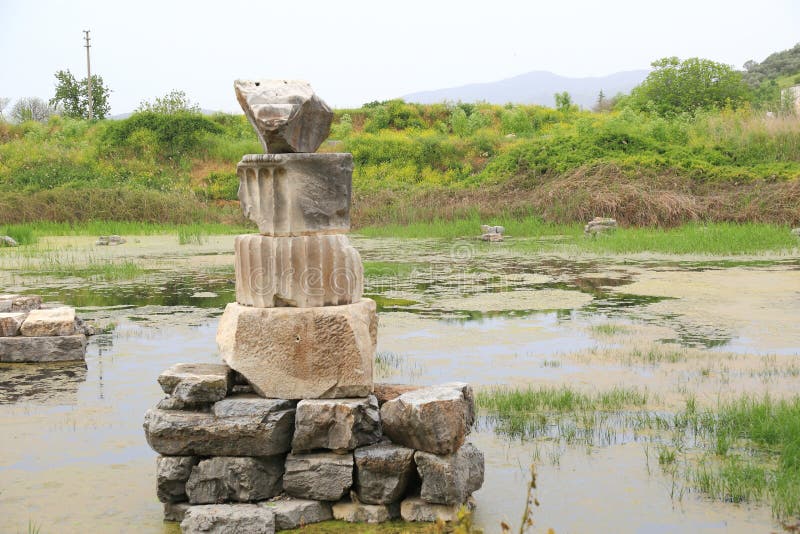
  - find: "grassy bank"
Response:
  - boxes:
[1,101,799,228]
[358,215,799,255]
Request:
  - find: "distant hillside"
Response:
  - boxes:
[402,70,649,108]
[743,43,800,87]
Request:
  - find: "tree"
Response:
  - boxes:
[50,69,111,119]
[0,97,9,121]
[137,90,201,114]
[554,91,575,113]
[628,57,751,115]
[11,97,53,123]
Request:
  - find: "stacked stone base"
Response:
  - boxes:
[0,294,91,362]
[143,363,484,533]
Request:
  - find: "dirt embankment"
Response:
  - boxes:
[353,165,800,228]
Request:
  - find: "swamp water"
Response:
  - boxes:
[1,235,798,533]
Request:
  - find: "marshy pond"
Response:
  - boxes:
[1,234,799,533]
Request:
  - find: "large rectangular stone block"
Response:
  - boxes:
[20,307,77,337]
[186,456,284,504]
[283,452,354,501]
[143,399,295,456]
[0,335,86,362]
[235,234,363,308]
[415,443,485,505]
[237,153,352,236]
[216,300,376,399]
[181,504,275,534]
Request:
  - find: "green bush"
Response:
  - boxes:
[100,111,222,159]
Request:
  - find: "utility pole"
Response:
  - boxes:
[84,30,93,120]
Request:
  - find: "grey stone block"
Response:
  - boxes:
[157,455,198,503]
[143,403,294,456]
[332,499,400,523]
[163,502,191,522]
[0,334,87,362]
[292,396,381,453]
[158,363,232,404]
[181,504,275,534]
[381,384,473,455]
[186,456,284,504]
[400,496,475,522]
[262,498,332,530]
[283,452,353,501]
[354,442,416,504]
[415,443,484,505]
[0,312,25,336]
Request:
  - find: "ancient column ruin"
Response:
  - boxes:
[142,80,485,533]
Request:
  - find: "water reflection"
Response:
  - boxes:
[0,361,87,404]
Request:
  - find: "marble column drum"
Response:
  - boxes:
[237,153,352,236]
[234,234,363,308]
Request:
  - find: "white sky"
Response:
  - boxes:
[1,0,798,114]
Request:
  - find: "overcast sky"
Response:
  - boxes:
[1,0,798,114]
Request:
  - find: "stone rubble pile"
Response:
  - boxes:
[142,80,485,534]
[0,294,92,362]
[584,217,618,235]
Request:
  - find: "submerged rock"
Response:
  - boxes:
[1,235,18,247]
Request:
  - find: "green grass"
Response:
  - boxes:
[0,221,250,240]
[177,224,209,245]
[477,385,648,413]
[281,520,434,533]
[591,323,628,336]
[360,216,798,255]
[363,261,421,278]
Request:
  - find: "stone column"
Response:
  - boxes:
[216,80,376,399]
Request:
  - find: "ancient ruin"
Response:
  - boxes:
[142,80,484,533]
[0,294,92,362]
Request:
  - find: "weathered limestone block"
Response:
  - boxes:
[373,383,421,405]
[235,234,362,308]
[442,382,476,430]
[20,307,76,336]
[354,442,416,504]
[0,335,86,362]
[158,363,232,404]
[143,400,295,456]
[332,500,400,523]
[584,217,618,234]
[234,79,333,154]
[0,294,41,313]
[181,504,275,534]
[380,384,473,455]
[0,312,25,336]
[283,452,354,501]
[237,153,352,236]
[292,396,381,452]
[415,443,484,505]
[164,502,191,522]
[400,496,475,522]
[217,300,376,399]
[263,499,333,530]
[186,456,285,504]
[213,396,296,418]
[157,455,198,503]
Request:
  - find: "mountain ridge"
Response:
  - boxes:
[402,69,650,108]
